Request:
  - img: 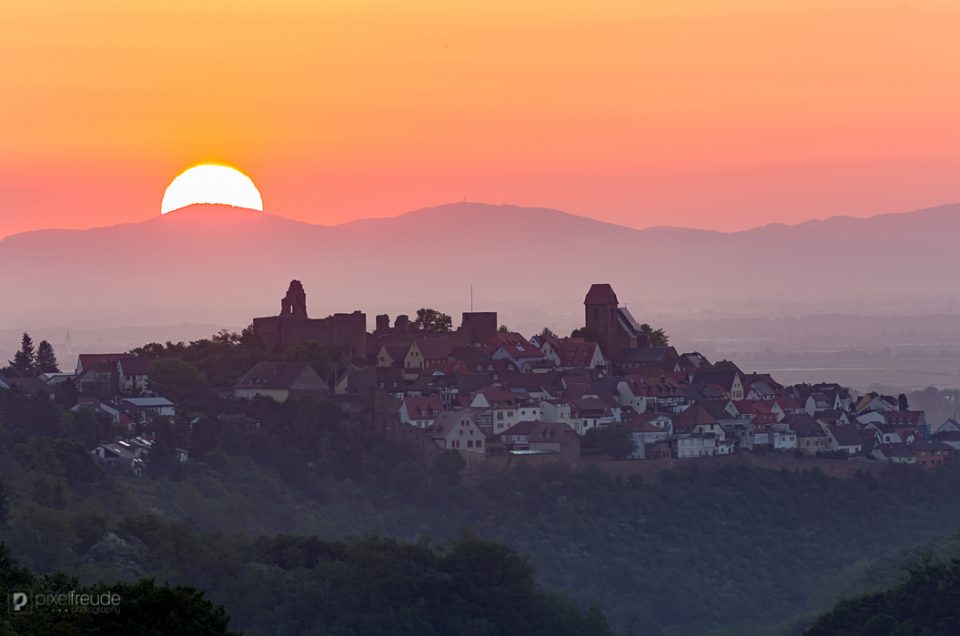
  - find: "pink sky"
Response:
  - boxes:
[2,1,959,237]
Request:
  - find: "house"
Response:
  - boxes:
[471,387,541,435]
[742,374,782,400]
[675,405,723,438]
[805,392,838,416]
[429,411,486,453]
[234,361,330,402]
[489,332,547,370]
[854,392,898,414]
[556,338,606,371]
[120,397,176,423]
[914,440,955,468]
[0,376,47,396]
[117,356,154,394]
[399,395,444,429]
[773,396,804,416]
[691,368,744,400]
[90,442,143,474]
[625,414,673,459]
[404,338,458,370]
[617,372,685,414]
[826,425,863,456]
[937,418,960,433]
[673,433,719,458]
[569,395,618,435]
[75,353,130,394]
[71,398,130,427]
[732,400,781,424]
[770,424,798,451]
[788,414,831,455]
[532,334,563,366]
[645,441,672,460]
[676,351,711,376]
[376,344,408,368]
[872,443,916,464]
[612,346,681,375]
[499,420,580,464]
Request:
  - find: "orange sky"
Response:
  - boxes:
[2,0,959,238]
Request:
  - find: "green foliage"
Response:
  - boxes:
[240,534,613,636]
[148,358,207,403]
[131,326,265,390]
[569,325,602,342]
[583,423,637,460]
[413,308,453,334]
[639,323,669,347]
[0,542,237,635]
[538,327,557,339]
[281,341,342,380]
[432,449,466,486]
[806,558,960,635]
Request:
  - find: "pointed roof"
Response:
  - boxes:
[584,283,618,305]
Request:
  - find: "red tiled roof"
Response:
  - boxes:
[118,356,155,375]
[675,405,718,433]
[402,395,444,418]
[558,339,601,367]
[77,353,130,373]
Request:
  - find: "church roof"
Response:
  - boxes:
[584,283,618,305]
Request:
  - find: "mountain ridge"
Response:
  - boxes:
[9,199,958,243]
[1,201,958,329]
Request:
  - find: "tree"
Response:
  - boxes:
[34,340,59,373]
[583,423,637,460]
[149,358,207,404]
[898,393,909,411]
[0,542,239,635]
[10,332,36,375]
[282,342,339,379]
[538,327,557,339]
[498,325,510,333]
[433,449,466,487]
[640,323,669,347]
[412,308,453,333]
[570,325,603,343]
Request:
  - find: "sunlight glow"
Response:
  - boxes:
[160,164,263,214]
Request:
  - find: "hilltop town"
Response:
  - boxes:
[2,280,957,475]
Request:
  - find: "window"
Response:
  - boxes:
[477,440,482,448]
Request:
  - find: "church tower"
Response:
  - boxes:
[584,283,619,353]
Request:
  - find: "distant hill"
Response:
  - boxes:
[1,202,958,329]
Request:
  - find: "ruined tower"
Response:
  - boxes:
[280,280,308,318]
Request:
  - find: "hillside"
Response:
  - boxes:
[5,384,960,634]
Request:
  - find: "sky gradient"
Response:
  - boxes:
[2,0,959,237]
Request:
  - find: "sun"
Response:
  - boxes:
[160,164,263,214]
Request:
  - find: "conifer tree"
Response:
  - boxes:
[10,332,36,375]
[35,340,59,373]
